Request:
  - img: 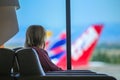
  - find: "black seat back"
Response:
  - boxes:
[0,48,15,80]
[15,48,45,77]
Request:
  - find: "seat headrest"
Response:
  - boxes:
[15,48,45,76]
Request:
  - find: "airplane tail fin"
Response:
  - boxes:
[56,24,103,70]
[71,24,103,68]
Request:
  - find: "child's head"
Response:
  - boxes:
[25,25,46,49]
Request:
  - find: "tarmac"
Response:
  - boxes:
[75,62,120,80]
[89,62,120,80]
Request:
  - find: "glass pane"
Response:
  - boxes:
[5,0,66,69]
[71,0,120,79]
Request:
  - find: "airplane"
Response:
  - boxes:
[46,24,103,70]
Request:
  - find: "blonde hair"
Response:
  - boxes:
[25,25,46,49]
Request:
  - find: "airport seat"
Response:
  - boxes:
[0,48,15,80]
[15,48,45,77]
[14,48,116,80]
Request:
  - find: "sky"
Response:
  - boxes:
[16,0,120,28]
[16,0,120,25]
[5,0,120,48]
[71,0,120,24]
